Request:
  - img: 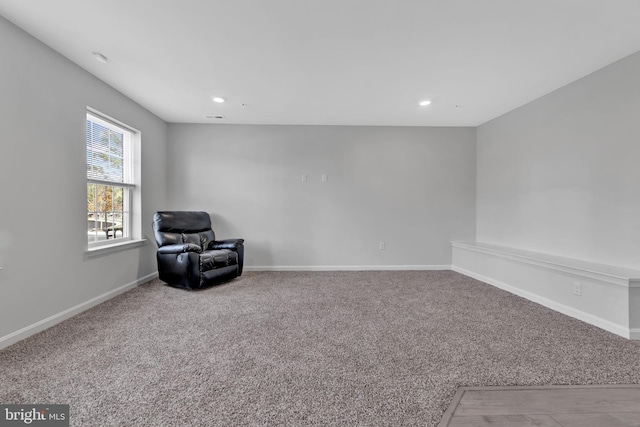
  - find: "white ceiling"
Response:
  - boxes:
[2,0,640,126]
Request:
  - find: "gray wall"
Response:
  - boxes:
[167,124,476,268]
[477,51,640,269]
[0,16,168,339]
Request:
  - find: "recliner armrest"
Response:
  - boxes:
[157,243,202,254]
[209,238,244,250]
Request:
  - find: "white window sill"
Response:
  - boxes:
[85,239,148,258]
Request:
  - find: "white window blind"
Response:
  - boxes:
[86,113,133,187]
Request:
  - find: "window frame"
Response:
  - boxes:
[86,108,141,252]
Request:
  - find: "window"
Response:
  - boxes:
[86,111,136,247]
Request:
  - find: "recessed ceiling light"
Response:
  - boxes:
[92,52,109,64]
[212,97,226,103]
[418,100,432,106]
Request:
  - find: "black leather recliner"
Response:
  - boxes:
[152,211,244,289]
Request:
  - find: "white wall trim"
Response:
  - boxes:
[451,265,630,339]
[452,241,640,288]
[0,272,158,350]
[450,241,640,339]
[244,265,451,272]
[85,238,148,259]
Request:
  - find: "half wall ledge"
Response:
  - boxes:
[451,241,640,340]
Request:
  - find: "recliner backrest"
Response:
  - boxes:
[153,211,216,250]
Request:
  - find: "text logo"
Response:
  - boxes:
[0,405,69,426]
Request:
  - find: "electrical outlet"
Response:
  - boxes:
[572,281,582,296]
[321,174,328,182]
[301,174,308,182]
[379,242,385,250]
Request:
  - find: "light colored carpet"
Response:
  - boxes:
[1,271,640,426]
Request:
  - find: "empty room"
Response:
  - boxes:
[1,1,640,426]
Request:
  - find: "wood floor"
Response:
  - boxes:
[439,385,640,427]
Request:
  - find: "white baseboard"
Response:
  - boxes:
[244,265,451,272]
[0,272,158,350]
[450,241,640,339]
[452,265,630,339]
